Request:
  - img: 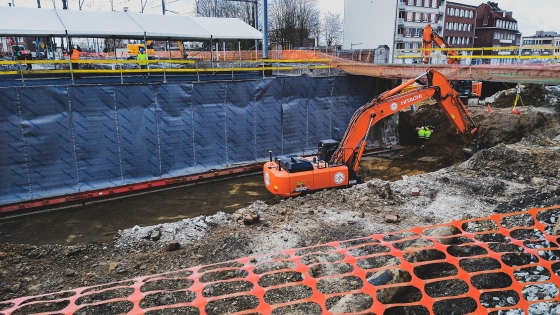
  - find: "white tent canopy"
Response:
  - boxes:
[189,17,263,41]
[127,12,211,40]
[0,7,261,41]
[0,7,66,36]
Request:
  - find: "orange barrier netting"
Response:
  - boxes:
[1,206,559,315]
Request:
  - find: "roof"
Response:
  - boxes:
[0,7,66,36]
[189,17,263,40]
[127,12,211,40]
[0,7,261,41]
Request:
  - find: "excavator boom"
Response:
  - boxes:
[264,69,478,197]
[422,24,460,64]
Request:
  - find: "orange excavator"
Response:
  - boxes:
[422,24,459,65]
[263,69,478,197]
[422,24,482,99]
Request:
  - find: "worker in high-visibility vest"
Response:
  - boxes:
[70,45,81,73]
[137,47,148,77]
[424,127,432,149]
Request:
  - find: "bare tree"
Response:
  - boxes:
[322,11,342,46]
[194,0,254,24]
[268,0,320,49]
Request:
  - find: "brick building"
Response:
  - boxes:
[440,2,477,64]
[473,1,521,64]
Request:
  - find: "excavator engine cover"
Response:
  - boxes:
[277,156,314,173]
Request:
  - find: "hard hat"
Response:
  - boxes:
[73,45,77,49]
[139,47,145,51]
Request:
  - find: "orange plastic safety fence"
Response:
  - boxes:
[1,206,559,315]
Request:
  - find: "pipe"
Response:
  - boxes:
[263,0,268,59]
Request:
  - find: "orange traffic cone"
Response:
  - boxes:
[487,103,493,114]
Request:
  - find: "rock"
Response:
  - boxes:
[65,269,75,277]
[150,230,161,241]
[116,268,127,274]
[553,220,560,236]
[359,212,365,218]
[411,187,420,196]
[263,221,271,227]
[308,209,314,215]
[109,262,119,271]
[166,241,180,252]
[385,215,400,223]
[425,225,462,245]
[64,246,81,257]
[243,209,260,225]
[0,252,7,260]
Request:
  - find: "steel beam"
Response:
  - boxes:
[335,63,560,85]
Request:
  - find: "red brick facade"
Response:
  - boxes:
[473,1,521,58]
[442,2,477,48]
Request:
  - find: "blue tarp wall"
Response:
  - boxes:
[0,76,376,205]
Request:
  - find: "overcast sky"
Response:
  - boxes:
[2,0,557,36]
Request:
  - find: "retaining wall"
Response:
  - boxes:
[0,76,378,205]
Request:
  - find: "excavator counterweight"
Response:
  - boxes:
[264,69,478,197]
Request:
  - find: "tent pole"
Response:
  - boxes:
[66,32,74,84]
[167,40,171,60]
[222,41,225,61]
[210,38,213,61]
[238,40,241,61]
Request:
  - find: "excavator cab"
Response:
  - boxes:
[317,139,340,163]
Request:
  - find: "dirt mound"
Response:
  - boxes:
[399,97,560,161]
[490,84,550,108]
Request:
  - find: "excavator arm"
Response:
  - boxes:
[264,69,477,197]
[333,69,477,173]
[422,24,460,64]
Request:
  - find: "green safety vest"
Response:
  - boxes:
[425,129,432,139]
[418,128,426,139]
[137,53,148,65]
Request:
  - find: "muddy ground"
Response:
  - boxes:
[1,84,559,310]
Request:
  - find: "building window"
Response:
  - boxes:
[432,0,437,8]
[423,13,428,22]
[415,12,421,22]
[447,8,451,15]
[404,42,411,50]
[406,12,413,21]
[416,0,422,6]
[460,9,464,17]
[468,24,472,31]
[413,42,419,50]
[424,0,430,7]
[431,13,436,23]
[406,28,412,37]
[414,28,420,37]
[408,0,414,5]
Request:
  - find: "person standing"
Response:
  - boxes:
[423,126,432,149]
[70,45,82,73]
[137,47,148,77]
[417,126,426,149]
